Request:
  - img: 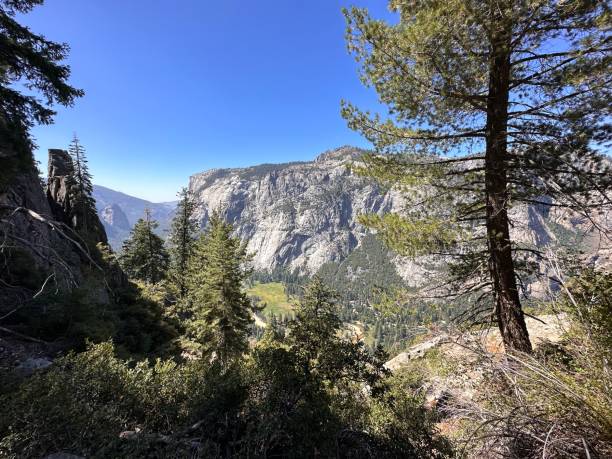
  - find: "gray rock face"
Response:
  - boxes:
[189,146,399,274]
[99,203,131,249]
[100,203,130,230]
[46,149,108,245]
[0,163,82,291]
[46,148,75,225]
[189,146,610,285]
[0,149,112,310]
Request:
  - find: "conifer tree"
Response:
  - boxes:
[287,276,388,388]
[119,209,169,284]
[67,134,96,234]
[186,212,256,365]
[167,188,199,298]
[0,0,83,164]
[343,1,612,352]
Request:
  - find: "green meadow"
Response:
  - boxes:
[247,282,294,318]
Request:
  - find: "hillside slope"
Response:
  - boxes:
[92,185,176,249]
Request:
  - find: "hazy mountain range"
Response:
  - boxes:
[93,185,176,249]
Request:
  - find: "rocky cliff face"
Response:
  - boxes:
[0,163,81,292]
[100,203,130,230]
[46,148,74,224]
[46,149,108,245]
[0,149,112,308]
[189,146,400,274]
[189,146,610,284]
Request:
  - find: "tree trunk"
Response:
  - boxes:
[485,6,532,353]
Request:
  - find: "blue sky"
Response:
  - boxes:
[20,1,393,201]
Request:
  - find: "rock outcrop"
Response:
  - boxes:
[46,149,74,224]
[190,146,399,274]
[0,162,82,294]
[46,149,108,245]
[385,314,568,373]
[0,149,111,308]
[100,203,130,230]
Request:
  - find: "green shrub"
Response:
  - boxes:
[367,369,454,458]
[6,274,178,359]
[461,269,612,458]
[0,293,455,458]
[0,342,246,458]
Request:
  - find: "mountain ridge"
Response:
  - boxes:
[188,145,610,291]
[92,185,176,249]
[97,146,609,289]
[189,145,395,275]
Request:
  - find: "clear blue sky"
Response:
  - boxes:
[20,1,393,202]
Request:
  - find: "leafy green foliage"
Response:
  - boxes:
[239,278,388,456]
[367,369,454,458]
[560,269,612,362]
[0,342,244,458]
[4,270,178,358]
[119,210,169,284]
[342,0,612,351]
[0,279,453,458]
[317,234,457,353]
[67,134,97,236]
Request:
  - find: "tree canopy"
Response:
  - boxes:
[67,134,97,236]
[343,0,612,352]
[185,212,257,365]
[167,187,199,299]
[0,0,82,162]
[119,209,169,284]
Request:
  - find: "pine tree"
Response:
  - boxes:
[343,1,612,352]
[67,134,96,234]
[186,212,256,365]
[119,209,169,284]
[287,276,388,387]
[167,187,199,298]
[0,0,83,164]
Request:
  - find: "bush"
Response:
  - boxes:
[0,281,455,458]
[0,341,246,458]
[5,274,179,359]
[460,269,612,458]
[367,369,454,458]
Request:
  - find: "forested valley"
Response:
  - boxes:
[1,1,611,458]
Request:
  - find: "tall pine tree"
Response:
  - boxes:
[186,212,256,365]
[343,0,611,352]
[168,188,199,298]
[67,134,96,234]
[119,209,169,284]
[0,0,83,168]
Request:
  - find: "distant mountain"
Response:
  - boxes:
[189,146,394,275]
[93,185,176,250]
[189,145,610,292]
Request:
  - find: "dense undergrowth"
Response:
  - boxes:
[0,279,454,459]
